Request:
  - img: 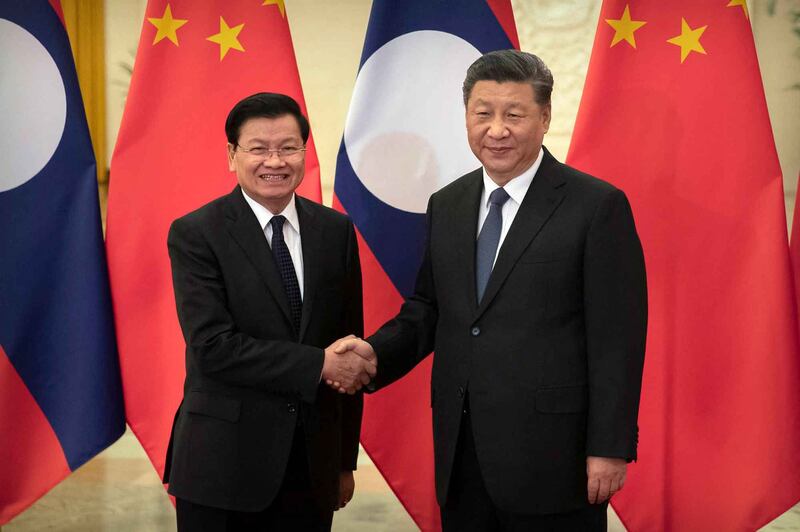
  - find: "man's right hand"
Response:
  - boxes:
[321,336,377,394]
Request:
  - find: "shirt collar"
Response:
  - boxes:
[241,189,300,234]
[481,147,544,207]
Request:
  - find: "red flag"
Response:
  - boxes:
[568,1,800,530]
[106,0,320,480]
[792,173,800,316]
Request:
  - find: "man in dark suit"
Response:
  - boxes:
[332,50,647,530]
[164,93,375,531]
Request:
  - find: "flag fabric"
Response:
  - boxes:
[791,173,800,317]
[333,2,518,529]
[567,1,800,530]
[106,0,320,481]
[0,0,125,524]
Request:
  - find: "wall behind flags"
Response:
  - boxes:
[101,0,799,226]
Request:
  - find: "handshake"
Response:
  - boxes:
[321,335,377,394]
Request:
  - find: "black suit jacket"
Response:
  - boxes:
[163,187,363,513]
[369,148,647,514]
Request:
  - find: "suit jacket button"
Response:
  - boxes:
[471,326,480,336]
[287,404,297,414]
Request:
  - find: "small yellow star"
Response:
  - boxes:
[667,18,708,63]
[605,4,647,49]
[727,0,749,19]
[262,0,286,18]
[206,17,245,61]
[147,4,188,46]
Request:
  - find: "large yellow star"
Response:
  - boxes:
[667,18,707,63]
[727,0,749,19]
[206,17,245,61]
[147,4,188,46]
[263,0,286,18]
[605,5,647,49]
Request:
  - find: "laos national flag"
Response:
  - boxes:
[0,1,125,524]
[333,1,517,530]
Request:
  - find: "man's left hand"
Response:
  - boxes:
[336,471,355,510]
[586,456,626,504]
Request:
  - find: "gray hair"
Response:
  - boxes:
[462,50,553,106]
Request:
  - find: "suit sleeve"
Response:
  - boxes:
[583,188,647,461]
[368,197,439,389]
[340,221,364,471]
[167,217,323,404]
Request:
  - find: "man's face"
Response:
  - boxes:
[465,80,550,186]
[227,114,305,214]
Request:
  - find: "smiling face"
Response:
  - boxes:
[227,114,305,214]
[465,80,550,186]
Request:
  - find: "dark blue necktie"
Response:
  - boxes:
[269,216,302,333]
[476,187,510,303]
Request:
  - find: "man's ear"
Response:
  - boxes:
[227,143,236,171]
[542,104,552,133]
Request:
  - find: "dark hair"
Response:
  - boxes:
[225,92,310,145]
[462,50,553,106]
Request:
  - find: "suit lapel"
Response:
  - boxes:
[450,170,483,310]
[296,196,322,342]
[474,149,566,320]
[224,187,294,328]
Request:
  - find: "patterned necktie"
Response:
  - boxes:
[476,187,510,303]
[269,216,302,334]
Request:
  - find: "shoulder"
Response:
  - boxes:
[563,164,620,195]
[296,196,353,228]
[169,190,236,237]
[297,196,353,225]
[544,152,627,207]
[298,196,351,223]
[430,168,482,204]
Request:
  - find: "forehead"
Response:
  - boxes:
[467,80,537,107]
[237,114,302,141]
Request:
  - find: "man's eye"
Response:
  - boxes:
[248,147,267,156]
[280,147,300,155]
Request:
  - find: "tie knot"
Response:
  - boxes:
[270,215,286,232]
[488,187,510,208]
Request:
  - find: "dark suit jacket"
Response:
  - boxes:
[369,148,647,515]
[163,186,363,513]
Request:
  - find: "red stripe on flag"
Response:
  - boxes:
[485,0,519,49]
[47,1,65,27]
[792,173,800,324]
[332,194,441,531]
[0,345,70,525]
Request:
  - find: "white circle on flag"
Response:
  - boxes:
[344,30,481,214]
[0,18,67,193]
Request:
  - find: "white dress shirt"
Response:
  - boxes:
[477,148,544,267]
[241,190,304,300]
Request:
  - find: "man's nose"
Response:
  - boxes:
[487,118,508,138]
[261,153,285,167]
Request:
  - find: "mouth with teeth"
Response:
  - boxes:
[257,173,289,182]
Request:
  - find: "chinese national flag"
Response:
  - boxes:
[567,1,800,530]
[106,0,320,480]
